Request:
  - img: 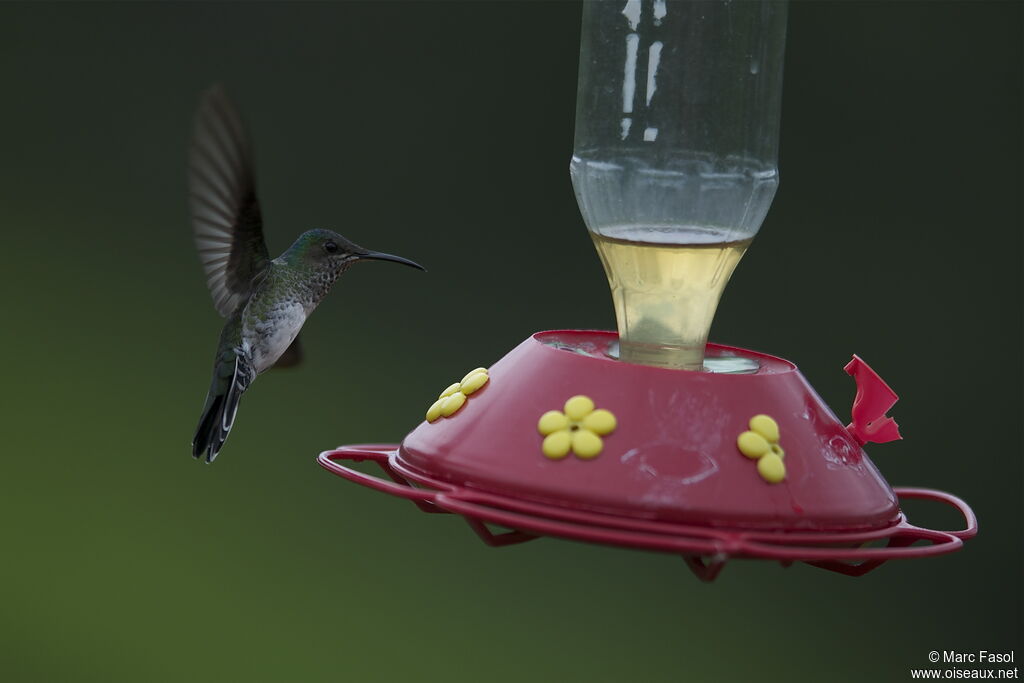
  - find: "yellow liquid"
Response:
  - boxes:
[591,228,751,371]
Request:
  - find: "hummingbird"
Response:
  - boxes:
[189,85,424,463]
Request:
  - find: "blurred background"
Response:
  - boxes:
[0,2,1019,681]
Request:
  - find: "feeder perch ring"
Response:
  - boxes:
[318,445,977,581]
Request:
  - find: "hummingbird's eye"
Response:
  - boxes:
[324,241,339,254]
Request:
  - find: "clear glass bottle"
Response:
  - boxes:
[571,0,788,370]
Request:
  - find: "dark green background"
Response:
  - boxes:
[1,2,1020,681]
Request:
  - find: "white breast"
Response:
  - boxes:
[246,302,308,374]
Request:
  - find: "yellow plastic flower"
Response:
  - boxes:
[426,367,489,422]
[736,414,786,483]
[538,395,617,460]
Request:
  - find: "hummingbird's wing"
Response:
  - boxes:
[189,84,270,318]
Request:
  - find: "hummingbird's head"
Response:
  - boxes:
[288,229,425,277]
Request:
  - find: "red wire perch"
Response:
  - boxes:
[318,445,977,581]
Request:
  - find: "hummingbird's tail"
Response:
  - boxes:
[192,355,253,463]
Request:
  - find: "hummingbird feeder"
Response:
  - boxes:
[319,0,975,581]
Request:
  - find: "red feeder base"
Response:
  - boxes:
[319,445,975,580]
[318,331,977,581]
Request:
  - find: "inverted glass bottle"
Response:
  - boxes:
[571,0,787,370]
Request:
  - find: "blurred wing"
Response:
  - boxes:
[189,84,270,317]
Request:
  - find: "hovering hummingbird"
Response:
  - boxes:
[189,85,424,462]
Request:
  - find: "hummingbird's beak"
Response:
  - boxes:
[358,250,426,272]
